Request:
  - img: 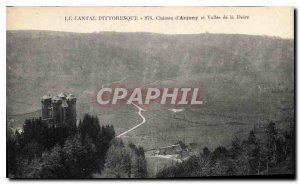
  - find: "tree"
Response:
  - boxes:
[207,157,235,176]
[95,125,115,171]
[23,145,68,178]
[101,139,131,178]
[245,130,261,174]
[8,113,116,178]
[63,134,97,178]
[248,130,257,144]
[232,145,250,175]
[79,114,100,142]
[263,121,278,172]
[7,135,18,177]
[211,146,228,161]
[230,136,242,159]
[201,147,211,159]
[175,140,188,150]
[22,133,98,178]
[78,114,115,172]
[155,122,294,178]
[128,142,148,178]
[101,140,148,178]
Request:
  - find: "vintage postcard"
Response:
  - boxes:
[6,7,295,179]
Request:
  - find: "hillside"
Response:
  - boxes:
[7,30,294,150]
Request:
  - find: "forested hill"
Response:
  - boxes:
[7,30,294,116]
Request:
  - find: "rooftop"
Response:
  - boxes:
[52,96,62,102]
[41,94,51,100]
[58,92,67,98]
[66,94,76,100]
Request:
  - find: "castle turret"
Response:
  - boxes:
[66,94,77,127]
[58,92,67,100]
[59,93,68,124]
[52,96,63,126]
[41,95,52,120]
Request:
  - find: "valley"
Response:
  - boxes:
[7,30,294,153]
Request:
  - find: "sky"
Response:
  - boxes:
[7,7,294,39]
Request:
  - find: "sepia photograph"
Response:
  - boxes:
[6,6,295,179]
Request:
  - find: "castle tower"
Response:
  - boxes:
[66,94,77,127]
[52,96,63,126]
[58,92,67,100]
[58,93,68,124]
[41,95,52,120]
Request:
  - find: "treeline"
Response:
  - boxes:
[156,121,295,178]
[7,114,148,178]
[99,139,148,178]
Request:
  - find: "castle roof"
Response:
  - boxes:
[66,94,76,100]
[58,92,67,99]
[52,96,62,102]
[41,94,51,100]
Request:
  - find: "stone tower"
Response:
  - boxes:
[58,93,68,124]
[51,96,63,126]
[41,95,52,120]
[66,94,77,127]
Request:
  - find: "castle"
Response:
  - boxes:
[41,93,77,128]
